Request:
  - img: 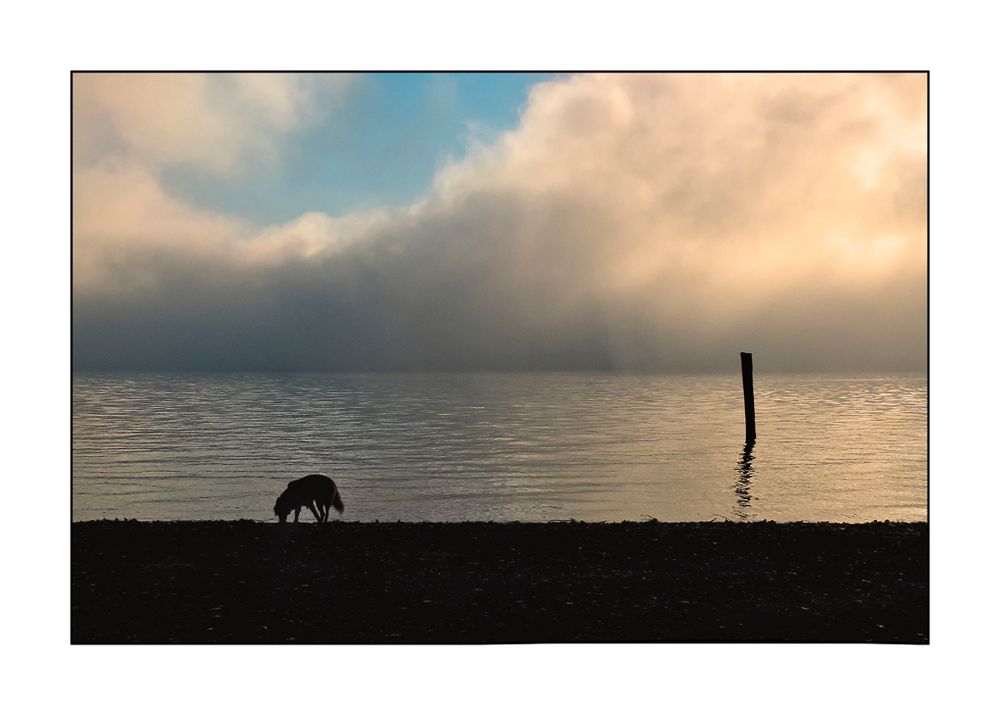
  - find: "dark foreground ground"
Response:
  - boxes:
[72,520,927,644]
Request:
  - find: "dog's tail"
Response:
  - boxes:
[332,487,345,515]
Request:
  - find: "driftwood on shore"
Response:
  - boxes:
[72,520,928,644]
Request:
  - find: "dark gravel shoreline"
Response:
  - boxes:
[72,520,928,644]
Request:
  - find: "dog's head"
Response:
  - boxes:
[274,494,291,523]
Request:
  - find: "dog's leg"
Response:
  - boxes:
[308,502,322,523]
[294,507,301,523]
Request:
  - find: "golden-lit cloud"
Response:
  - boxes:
[72,73,927,372]
[73,73,352,173]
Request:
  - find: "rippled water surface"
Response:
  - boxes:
[72,372,927,522]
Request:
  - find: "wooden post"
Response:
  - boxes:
[740,352,756,444]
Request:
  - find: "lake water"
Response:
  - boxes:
[72,372,927,523]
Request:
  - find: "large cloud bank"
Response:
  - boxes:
[73,73,927,372]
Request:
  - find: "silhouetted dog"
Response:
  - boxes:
[274,474,345,523]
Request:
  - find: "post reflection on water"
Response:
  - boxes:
[734,441,755,521]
